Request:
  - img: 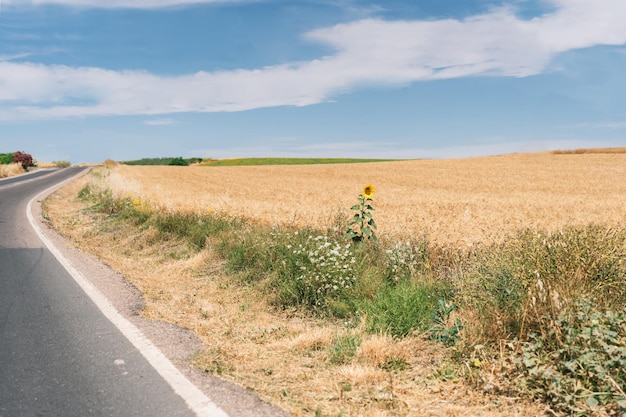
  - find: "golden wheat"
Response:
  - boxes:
[104,152,626,246]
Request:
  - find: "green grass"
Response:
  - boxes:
[199,157,399,166]
[362,280,448,338]
[328,333,362,365]
[121,157,203,166]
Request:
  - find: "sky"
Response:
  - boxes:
[1,0,625,163]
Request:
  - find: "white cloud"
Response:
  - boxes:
[2,0,626,120]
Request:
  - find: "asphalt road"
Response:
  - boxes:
[0,169,222,417]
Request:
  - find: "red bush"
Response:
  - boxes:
[13,151,35,169]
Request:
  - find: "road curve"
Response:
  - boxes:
[0,168,225,417]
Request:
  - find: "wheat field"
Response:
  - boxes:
[105,152,626,246]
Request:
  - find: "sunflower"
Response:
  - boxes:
[362,184,375,199]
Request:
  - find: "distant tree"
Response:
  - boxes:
[168,157,189,166]
[187,157,204,165]
[12,151,35,169]
[0,153,15,165]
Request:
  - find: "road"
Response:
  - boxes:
[0,169,227,417]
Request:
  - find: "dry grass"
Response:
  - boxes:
[0,163,24,179]
[105,152,626,246]
[45,168,550,417]
[37,162,59,168]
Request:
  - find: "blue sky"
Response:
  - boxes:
[1,0,625,163]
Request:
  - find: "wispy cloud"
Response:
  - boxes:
[0,52,33,61]
[1,0,626,120]
[143,118,180,126]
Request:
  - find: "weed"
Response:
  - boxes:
[192,348,232,376]
[432,360,460,382]
[224,231,274,279]
[429,298,463,346]
[328,333,361,365]
[81,188,133,216]
[514,301,626,415]
[77,184,93,201]
[384,240,428,283]
[291,235,356,309]
[382,356,410,372]
[459,226,626,344]
[40,199,50,221]
[146,210,241,250]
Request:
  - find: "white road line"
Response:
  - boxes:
[26,169,230,417]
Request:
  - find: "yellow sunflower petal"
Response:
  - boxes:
[362,184,375,199]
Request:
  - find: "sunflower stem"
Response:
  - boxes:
[345,185,377,243]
